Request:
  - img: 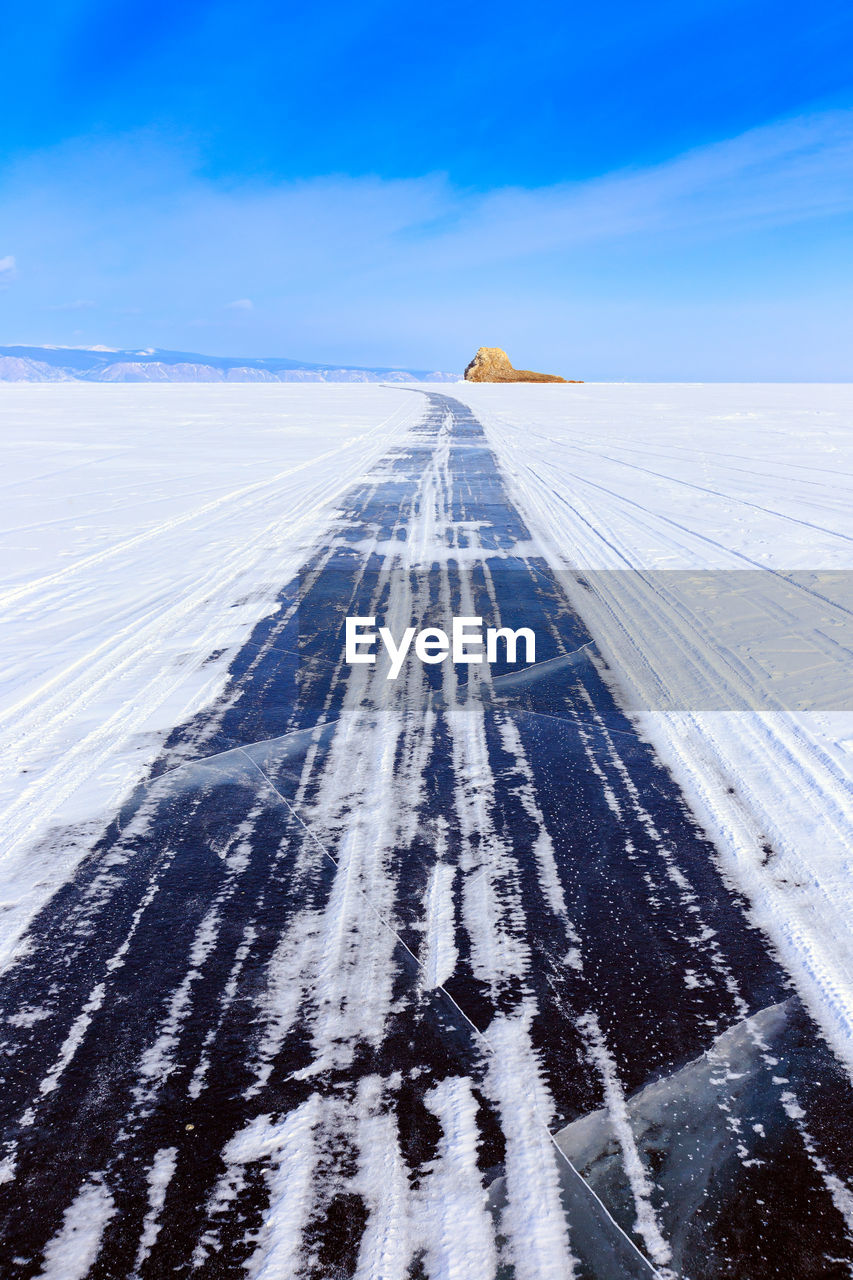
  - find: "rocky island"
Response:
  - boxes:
[463,347,580,383]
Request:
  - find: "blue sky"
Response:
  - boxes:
[1,0,853,376]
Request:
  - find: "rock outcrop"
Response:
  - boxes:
[464,347,578,383]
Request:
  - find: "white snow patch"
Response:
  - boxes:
[577,1010,674,1273]
[486,1006,579,1280]
[353,1076,414,1280]
[420,1075,498,1279]
[421,862,458,990]
[37,1176,116,1279]
[131,1146,178,1275]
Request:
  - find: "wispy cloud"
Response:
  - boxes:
[225,298,253,310]
[0,254,16,278]
[396,109,853,269]
[47,299,96,311]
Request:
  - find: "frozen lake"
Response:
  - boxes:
[0,384,851,1277]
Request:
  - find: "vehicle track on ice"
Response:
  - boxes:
[1,394,852,1279]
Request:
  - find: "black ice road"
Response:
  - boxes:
[1,394,852,1279]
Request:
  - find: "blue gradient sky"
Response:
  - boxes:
[1,0,852,376]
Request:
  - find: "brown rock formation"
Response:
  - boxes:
[463,347,579,383]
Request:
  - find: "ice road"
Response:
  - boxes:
[1,391,852,1278]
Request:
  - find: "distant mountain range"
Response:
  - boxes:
[0,345,459,384]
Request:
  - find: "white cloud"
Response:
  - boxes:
[47,299,96,311]
[394,109,853,270]
[0,254,16,277]
[225,298,253,310]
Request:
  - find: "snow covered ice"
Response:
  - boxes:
[0,382,852,1278]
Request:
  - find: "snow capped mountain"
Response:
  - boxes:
[0,345,458,383]
[0,355,74,382]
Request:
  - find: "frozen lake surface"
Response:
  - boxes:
[0,384,851,1277]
